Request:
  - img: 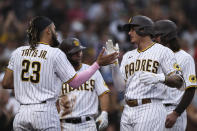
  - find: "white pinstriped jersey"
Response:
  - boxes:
[7,43,76,104]
[59,64,109,119]
[120,43,177,100]
[162,50,197,105]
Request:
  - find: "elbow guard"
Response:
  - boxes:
[175,70,185,90]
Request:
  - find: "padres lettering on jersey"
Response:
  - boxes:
[120,43,177,100]
[125,59,159,79]
[62,79,95,93]
[59,64,109,119]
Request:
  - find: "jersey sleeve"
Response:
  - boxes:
[160,48,177,75]
[182,56,197,89]
[94,71,110,96]
[7,50,17,71]
[120,53,128,80]
[54,50,76,83]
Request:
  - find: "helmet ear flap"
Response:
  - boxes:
[135,26,154,37]
[135,27,146,36]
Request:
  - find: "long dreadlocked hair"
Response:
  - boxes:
[27,17,41,50]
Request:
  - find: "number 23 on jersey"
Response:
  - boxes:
[21,59,41,83]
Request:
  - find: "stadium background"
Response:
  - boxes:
[0,0,197,130]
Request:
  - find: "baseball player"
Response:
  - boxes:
[57,38,110,131]
[154,20,197,131]
[109,15,184,131]
[2,16,118,131]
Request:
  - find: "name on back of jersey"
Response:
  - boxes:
[125,59,159,79]
[61,79,95,94]
[21,48,47,59]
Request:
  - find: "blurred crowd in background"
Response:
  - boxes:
[0,0,197,131]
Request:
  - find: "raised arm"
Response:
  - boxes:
[68,48,119,88]
[112,64,126,92]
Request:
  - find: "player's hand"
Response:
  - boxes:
[106,39,119,54]
[139,72,165,85]
[165,111,179,128]
[106,39,119,66]
[96,111,108,130]
[96,47,119,66]
[59,95,72,116]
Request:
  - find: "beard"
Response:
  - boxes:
[69,58,80,68]
[51,32,60,47]
[67,55,81,69]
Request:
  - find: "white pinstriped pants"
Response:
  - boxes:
[121,102,167,131]
[61,119,97,131]
[13,102,60,131]
[165,106,187,131]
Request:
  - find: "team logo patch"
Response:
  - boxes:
[73,40,79,46]
[128,17,132,23]
[173,63,181,71]
[189,75,196,83]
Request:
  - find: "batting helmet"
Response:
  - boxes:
[59,38,86,55]
[123,15,154,36]
[154,20,177,43]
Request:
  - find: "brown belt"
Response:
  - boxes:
[126,98,151,107]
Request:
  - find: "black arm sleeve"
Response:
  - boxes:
[174,88,196,115]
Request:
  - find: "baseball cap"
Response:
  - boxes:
[59,38,86,55]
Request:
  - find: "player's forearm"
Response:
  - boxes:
[164,74,183,88]
[69,62,100,88]
[174,87,195,115]
[2,69,14,89]
[112,65,126,92]
[56,99,60,113]
[99,93,110,112]
[2,82,14,89]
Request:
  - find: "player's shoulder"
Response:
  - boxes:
[16,45,29,50]
[154,43,171,50]
[82,63,98,70]
[154,43,174,54]
[81,63,90,68]
[123,49,137,58]
[41,45,60,52]
[51,47,62,53]
[49,47,65,56]
[78,63,90,71]
[81,63,101,75]
[12,45,29,54]
[176,50,194,62]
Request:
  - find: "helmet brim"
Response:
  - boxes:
[68,45,86,54]
[122,24,138,32]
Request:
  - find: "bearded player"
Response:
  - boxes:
[2,16,118,131]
